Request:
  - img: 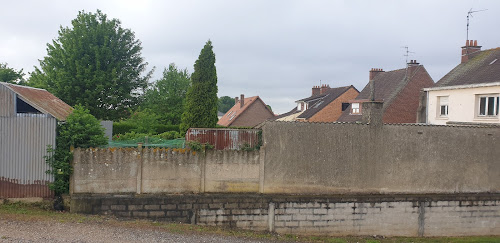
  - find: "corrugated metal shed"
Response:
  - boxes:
[0,82,73,199]
[186,128,261,150]
[0,115,55,198]
[1,82,73,121]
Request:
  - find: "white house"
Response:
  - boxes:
[423,40,500,125]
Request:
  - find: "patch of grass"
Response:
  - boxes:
[0,203,499,243]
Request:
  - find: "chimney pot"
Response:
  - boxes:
[474,40,478,46]
[240,94,244,108]
[235,96,239,104]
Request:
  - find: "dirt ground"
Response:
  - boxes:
[0,218,277,243]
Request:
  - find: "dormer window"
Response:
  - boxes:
[351,103,361,114]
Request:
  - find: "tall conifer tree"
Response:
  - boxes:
[180,40,218,133]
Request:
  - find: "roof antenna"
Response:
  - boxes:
[467,8,487,42]
[401,46,415,64]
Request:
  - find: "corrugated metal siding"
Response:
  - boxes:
[0,115,55,198]
[0,84,15,117]
[186,128,260,150]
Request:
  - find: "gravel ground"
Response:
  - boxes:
[0,219,278,243]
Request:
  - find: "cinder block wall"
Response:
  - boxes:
[71,194,500,237]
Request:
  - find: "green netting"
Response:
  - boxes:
[106,137,185,148]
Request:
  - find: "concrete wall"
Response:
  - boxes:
[71,148,260,194]
[262,121,500,194]
[426,85,500,125]
[72,193,500,237]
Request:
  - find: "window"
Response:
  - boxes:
[478,95,499,117]
[438,96,448,117]
[351,103,360,114]
[341,103,349,111]
[16,97,41,114]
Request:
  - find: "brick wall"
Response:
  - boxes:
[308,87,359,122]
[383,66,434,123]
[71,193,500,237]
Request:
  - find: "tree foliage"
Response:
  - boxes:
[218,96,235,113]
[45,105,107,195]
[0,63,25,84]
[142,63,190,124]
[180,40,218,133]
[29,10,152,120]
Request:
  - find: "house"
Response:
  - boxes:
[217,94,275,127]
[338,61,434,123]
[217,111,225,120]
[275,84,359,122]
[0,82,73,199]
[422,40,500,125]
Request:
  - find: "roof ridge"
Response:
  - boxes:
[1,82,48,91]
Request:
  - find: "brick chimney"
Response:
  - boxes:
[461,40,482,63]
[369,68,384,81]
[319,84,330,94]
[240,94,244,108]
[235,96,239,105]
[406,60,420,76]
[312,86,320,96]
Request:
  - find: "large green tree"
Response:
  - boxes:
[180,40,218,133]
[218,96,235,113]
[142,63,190,124]
[0,63,25,84]
[29,10,152,120]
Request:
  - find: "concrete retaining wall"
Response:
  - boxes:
[71,193,500,237]
[262,122,500,194]
[71,148,260,194]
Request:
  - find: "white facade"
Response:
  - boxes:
[425,82,500,125]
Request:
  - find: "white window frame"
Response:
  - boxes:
[438,96,449,117]
[477,94,499,117]
[351,103,360,114]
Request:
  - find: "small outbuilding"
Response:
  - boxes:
[0,82,73,199]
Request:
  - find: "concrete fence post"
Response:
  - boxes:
[200,150,206,193]
[259,145,266,193]
[136,144,143,194]
[268,202,275,232]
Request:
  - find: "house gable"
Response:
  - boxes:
[231,98,274,127]
[308,86,359,122]
[383,66,435,123]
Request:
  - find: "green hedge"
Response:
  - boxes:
[154,124,180,134]
[113,122,180,135]
[113,122,137,135]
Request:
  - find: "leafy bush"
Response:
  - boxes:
[186,140,214,152]
[156,131,181,140]
[45,105,107,196]
[113,131,150,141]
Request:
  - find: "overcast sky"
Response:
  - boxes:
[1,0,499,114]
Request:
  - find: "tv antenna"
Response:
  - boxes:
[467,8,487,41]
[401,46,415,64]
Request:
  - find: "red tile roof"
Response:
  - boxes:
[2,82,73,121]
[217,96,273,127]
